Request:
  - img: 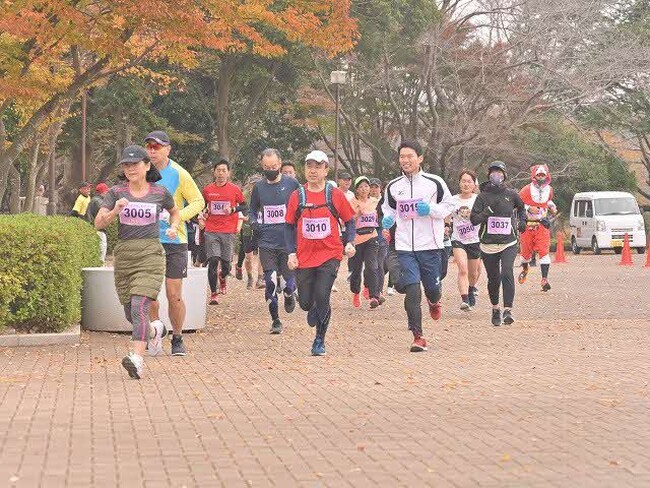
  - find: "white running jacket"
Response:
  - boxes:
[381,171,454,251]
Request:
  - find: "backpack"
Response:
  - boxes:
[295,182,340,221]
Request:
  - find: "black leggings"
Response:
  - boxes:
[349,238,380,298]
[208,257,231,292]
[481,244,517,308]
[296,259,340,339]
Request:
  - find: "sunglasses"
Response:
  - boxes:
[145,142,164,151]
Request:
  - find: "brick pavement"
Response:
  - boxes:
[1,253,649,487]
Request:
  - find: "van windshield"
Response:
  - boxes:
[594,198,640,216]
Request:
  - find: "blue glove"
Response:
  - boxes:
[416,201,430,216]
[540,217,551,229]
[382,215,395,229]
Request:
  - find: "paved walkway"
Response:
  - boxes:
[1,253,649,487]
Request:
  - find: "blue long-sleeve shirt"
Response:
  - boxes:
[249,175,300,250]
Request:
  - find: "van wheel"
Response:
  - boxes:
[571,237,581,255]
[639,247,646,255]
[591,237,601,255]
[614,248,622,255]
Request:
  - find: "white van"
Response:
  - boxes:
[570,191,646,254]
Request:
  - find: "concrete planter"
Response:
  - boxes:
[0,324,80,347]
[82,266,208,332]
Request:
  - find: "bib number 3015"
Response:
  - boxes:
[487,216,512,235]
[302,217,331,239]
[120,202,157,226]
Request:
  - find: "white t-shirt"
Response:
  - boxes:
[451,193,480,244]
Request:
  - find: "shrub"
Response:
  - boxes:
[0,214,101,333]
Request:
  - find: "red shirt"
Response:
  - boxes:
[202,182,244,233]
[286,185,355,268]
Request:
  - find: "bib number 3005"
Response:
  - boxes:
[302,217,331,239]
[120,202,157,226]
[487,216,512,235]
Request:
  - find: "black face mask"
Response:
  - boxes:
[264,169,280,181]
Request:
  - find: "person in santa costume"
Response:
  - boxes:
[518,164,557,291]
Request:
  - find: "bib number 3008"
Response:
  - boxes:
[264,204,286,224]
[487,216,512,235]
[302,217,331,239]
[119,202,157,226]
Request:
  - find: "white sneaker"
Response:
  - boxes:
[387,286,395,296]
[148,320,167,357]
[122,352,144,379]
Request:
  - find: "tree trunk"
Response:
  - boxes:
[8,165,21,214]
[23,141,41,213]
[215,57,235,161]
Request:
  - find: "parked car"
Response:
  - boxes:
[570,191,646,254]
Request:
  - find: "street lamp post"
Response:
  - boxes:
[330,70,347,181]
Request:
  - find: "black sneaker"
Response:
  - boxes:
[171,336,186,356]
[246,275,254,290]
[468,291,476,307]
[284,291,296,313]
[491,309,502,326]
[270,319,283,334]
[503,309,514,325]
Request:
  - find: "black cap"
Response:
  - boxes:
[339,172,352,180]
[120,145,149,164]
[369,178,381,186]
[487,161,507,178]
[144,130,170,146]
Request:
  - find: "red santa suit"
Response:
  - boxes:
[519,164,556,264]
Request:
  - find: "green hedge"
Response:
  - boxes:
[0,215,101,333]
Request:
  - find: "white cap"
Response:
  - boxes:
[535,166,547,175]
[305,150,329,164]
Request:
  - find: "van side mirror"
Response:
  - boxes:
[586,209,593,218]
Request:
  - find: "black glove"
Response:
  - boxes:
[540,218,551,229]
[517,221,527,233]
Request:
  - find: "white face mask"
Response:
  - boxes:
[489,173,504,185]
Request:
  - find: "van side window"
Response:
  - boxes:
[585,201,593,216]
[577,201,586,217]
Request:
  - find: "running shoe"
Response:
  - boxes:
[236,267,243,280]
[378,294,386,305]
[386,286,395,296]
[209,292,219,305]
[247,275,254,290]
[363,287,370,300]
[256,277,266,289]
[270,319,283,334]
[541,279,551,292]
[491,308,502,326]
[311,337,326,356]
[171,336,187,356]
[460,301,471,311]
[428,300,442,320]
[468,291,476,307]
[284,291,296,313]
[518,266,528,285]
[369,298,379,309]
[122,352,144,379]
[218,277,227,294]
[410,336,428,352]
[352,293,361,308]
[470,286,479,297]
[502,309,514,325]
[148,320,167,357]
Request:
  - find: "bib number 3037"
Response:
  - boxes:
[397,198,423,220]
[487,216,512,235]
[302,217,331,239]
[119,202,157,226]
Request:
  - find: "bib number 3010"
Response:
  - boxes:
[302,217,331,239]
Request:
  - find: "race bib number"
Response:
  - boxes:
[357,212,378,229]
[119,202,157,226]
[209,201,230,215]
[487,216,512,235]
[456,221,478,243]
[302,217,331,239]
[264,204,286,224]
[397,198,423,220]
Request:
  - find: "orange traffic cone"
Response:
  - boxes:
[620,233,633,266]
[554,232,567,263]
[644,237,650,268]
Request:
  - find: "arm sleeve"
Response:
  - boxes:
[470,194,489,226]
[285,224,297,254]
[342,218,356,245]
[429,177,455,219]
[514,192,527,225]
[248,186,260,225]
[179,171,205,222]
[101,190,117,210]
